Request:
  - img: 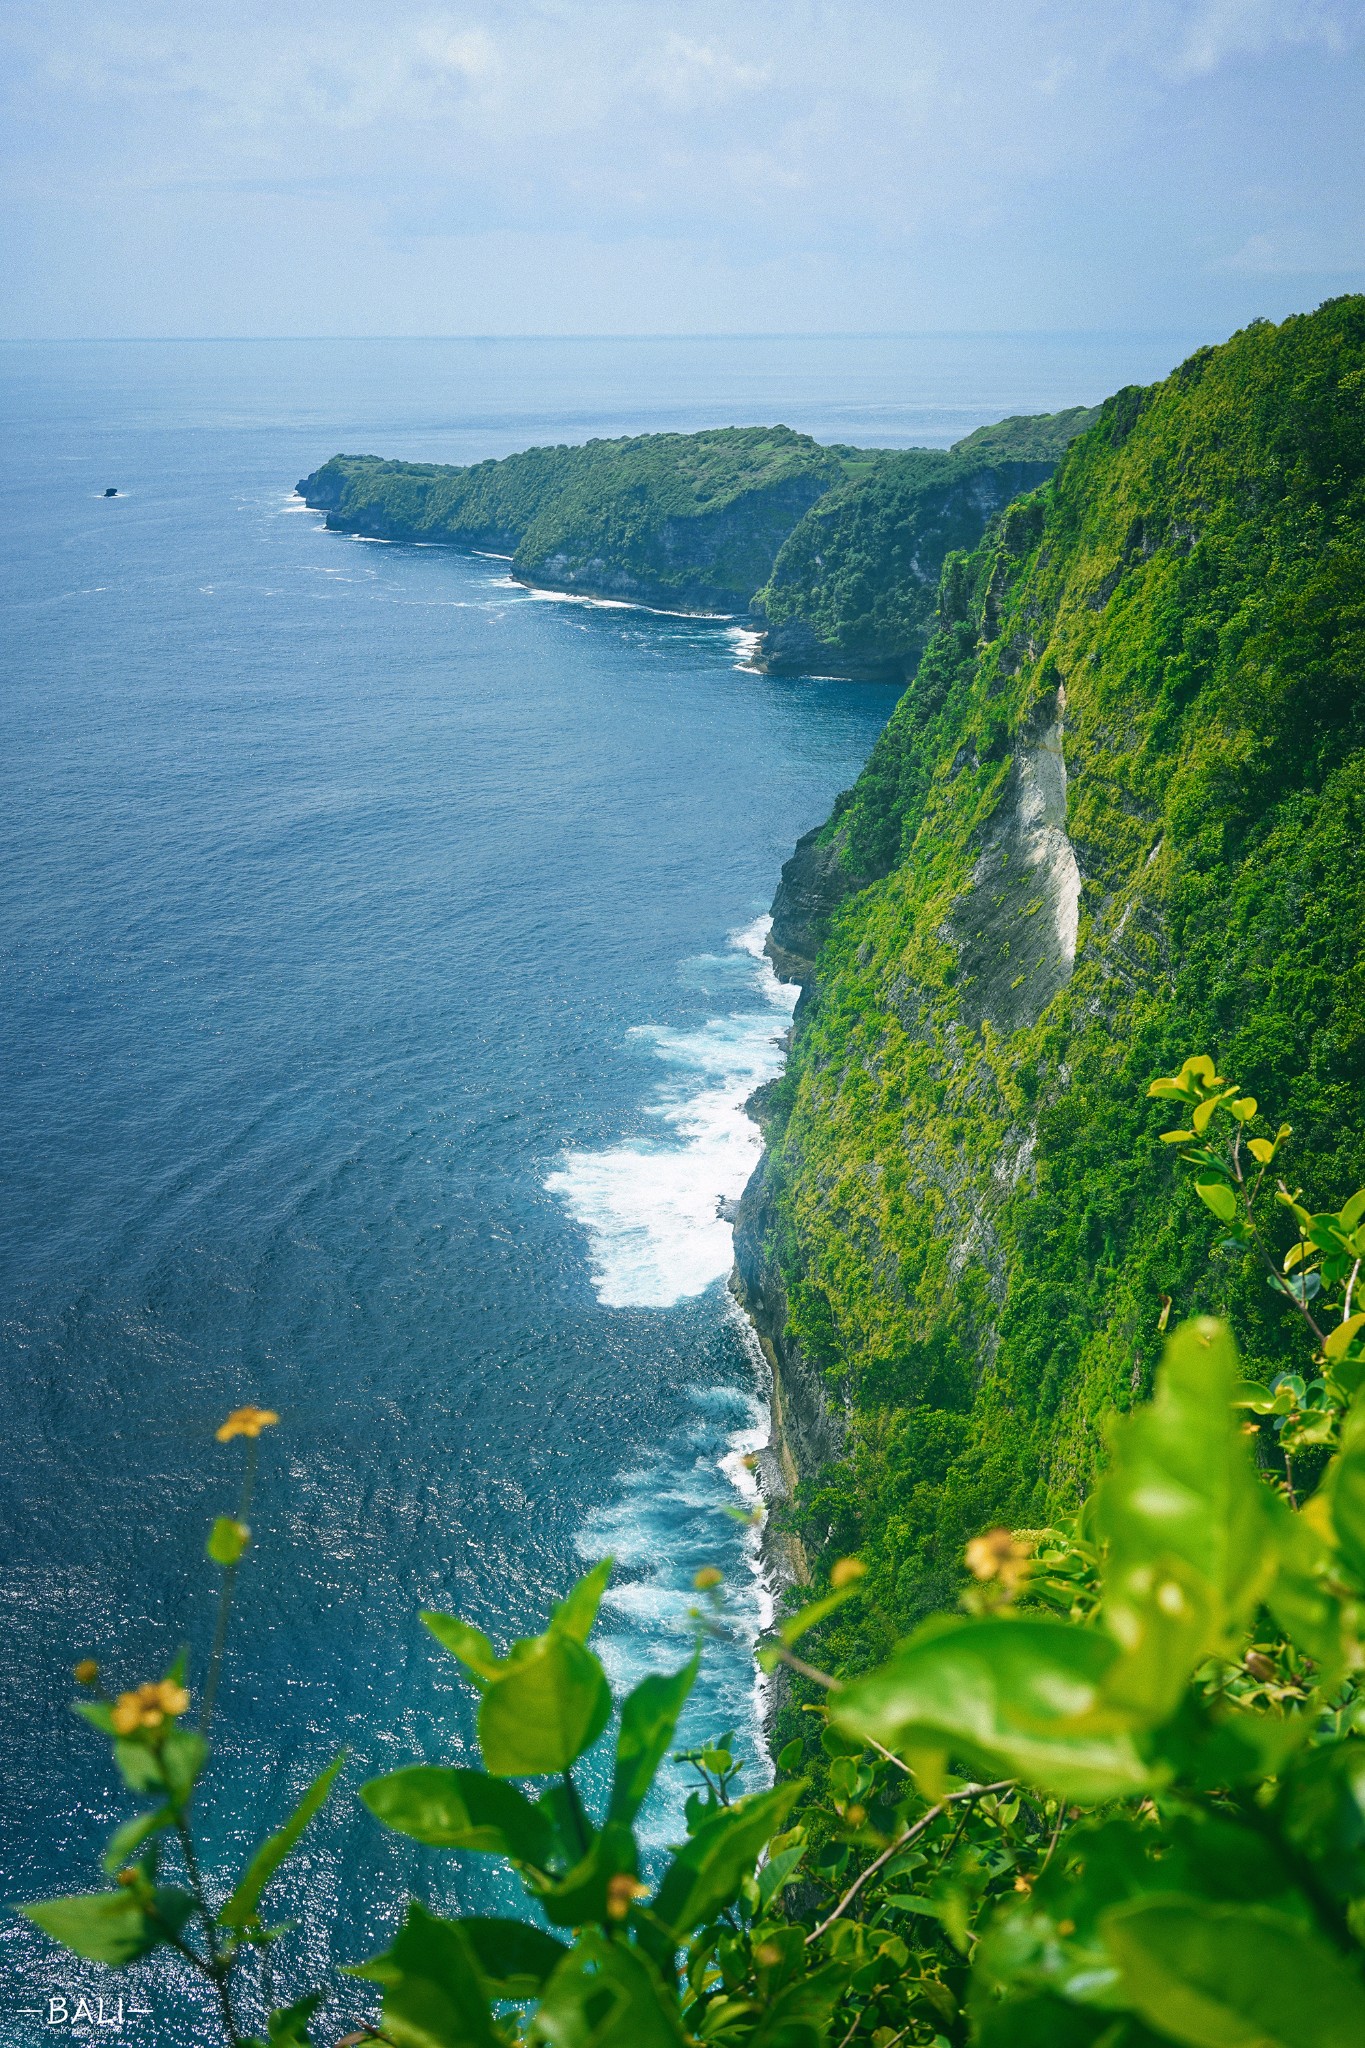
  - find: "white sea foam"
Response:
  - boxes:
[574,1360,776,1844]
[727,625,763,673]
[555,917,790,1832]
[546,917,794,1309]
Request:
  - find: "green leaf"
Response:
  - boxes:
[102,1803,174,1875]
[360,1765,556,1865]
[608,1657,698,1825]
[1194,1178,1238,1221]
[1232,1379,1278,1412]
[1103,1895,1365,2047]
[549,1558,613,1643]
[532,1820,637,1929]
[533,1929,688,2047]
[1095,1318,1275,1709]
[1274,1744,1365,1904]
[112,1739,166,1795]
[756,1835,807,1910]
[220,1753,343,1929]
[776,1737,804,1771]
[207,1516,251,1566]
[351,1900,502,2048]
[749,1960,852,2047]
[1264,1491,1349,1681]
[458,1917,567,1999]
[160,1728,209,1803]
[478,1633,611,1777]
[974,1995,1124,2047]
[1327,1393,1365,1587]
[651,1785,802,1939]
[769,1580,863,1654]
[1325,1315,1365,1362]
[831,1615,1159,1803]
[266,1994,321,2047]
[421,1611,506,1691]
[20,1887,196,1966]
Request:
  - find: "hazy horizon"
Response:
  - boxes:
[3,1,1360,342]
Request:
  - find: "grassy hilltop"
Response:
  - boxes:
[299,427,847,613]
[736,296,1365,1655]
[298,412,1095,646]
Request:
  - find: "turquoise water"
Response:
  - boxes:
[0,333,1195,2041]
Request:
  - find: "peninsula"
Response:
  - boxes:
[298,407,1096,678]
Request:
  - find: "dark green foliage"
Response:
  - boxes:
[761,296,1365,1635]
[298,412,1097,656]
[298,427,849,612]
[754,408,1099,680]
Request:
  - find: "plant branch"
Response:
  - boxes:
[805,1781,1012,1945]
[768,1644,840,1690]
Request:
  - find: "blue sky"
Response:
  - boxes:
[2,0,1361,338]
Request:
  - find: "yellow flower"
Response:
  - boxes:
[693,1566,724,1591]
[605,1874,647,1921]
[216,1405,279,1443]
[73,1659,100,1687]
[110,1679,190,1735]
[830,1556,866,1589]
[965,1526,1033,1594]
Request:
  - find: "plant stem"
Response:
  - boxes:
[1238,1169,1327,1348]
[201,1439,260,1735]
[770,1644,840,1690]
[1038,1802,1067,1874]
[805,1781,1011,1945]
[173,1817,245,2046]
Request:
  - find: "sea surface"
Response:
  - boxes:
[0,332,1200,2042]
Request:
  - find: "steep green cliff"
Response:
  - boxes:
[298,414,1092,647]
[753,407,1099,681]
[299,428,847,613]
[736,298,1365,1649]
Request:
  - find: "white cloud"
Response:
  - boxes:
[1,0,1362,333]
[1144,0,1348,81]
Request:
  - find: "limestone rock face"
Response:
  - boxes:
[949,692,1081,1037]
[765,822,877,985]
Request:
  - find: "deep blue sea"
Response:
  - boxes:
[0,332,1199,2043]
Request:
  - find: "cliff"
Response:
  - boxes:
[752,407,1099,682]
[736,299,1365,1648]
[297,415,1093,654]
[298,429,847,614]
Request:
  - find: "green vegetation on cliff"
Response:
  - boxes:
[754,407,1099,680]
[299,426,848,613]
[299,411,1096,650]
[742,298,1365,1650]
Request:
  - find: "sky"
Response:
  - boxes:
[1,0,1362,339]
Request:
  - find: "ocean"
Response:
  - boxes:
[0,331,1200,2042]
